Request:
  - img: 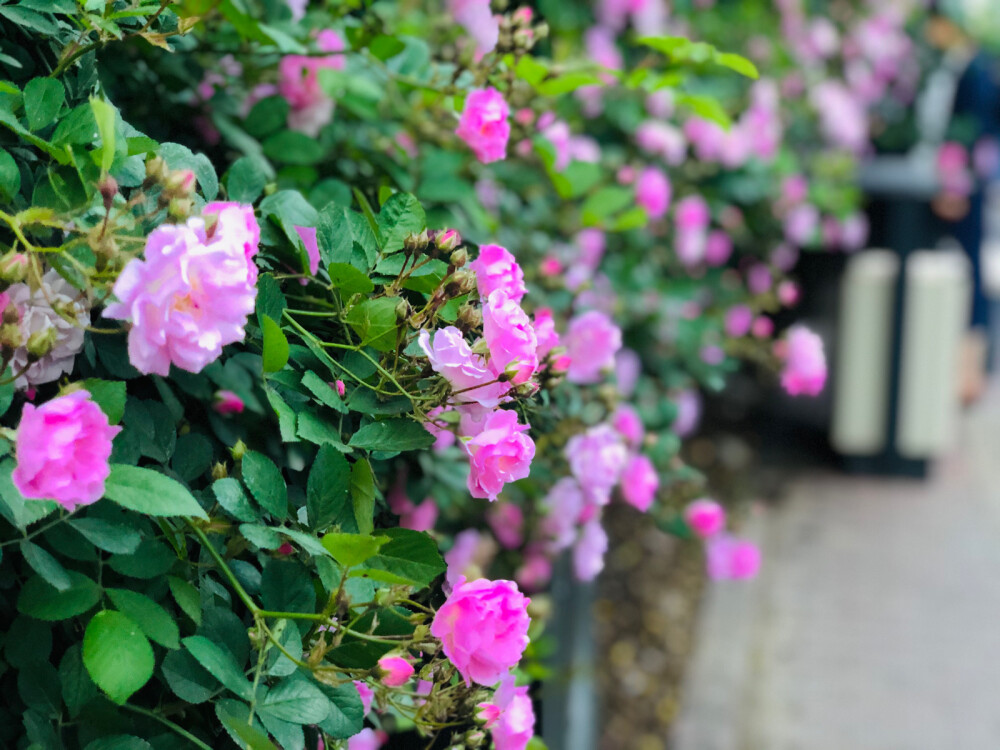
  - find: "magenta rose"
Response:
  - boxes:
[482,290,538,385]
[619,454,659,512]
[12,391,121,510]
[470,244,527,302]
[455,87,510,163]
[780,326,826,396]
[705,535,761,580]
[684,498,726,538]
[419,326,510,407]
[486,674,537,750]
[635,166,671,219]
[430,576,531,686]
[564,310,622,384]
[464,409,535,501]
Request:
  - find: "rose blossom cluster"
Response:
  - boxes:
[684,498,761,580]
[104,202,259,376]
[778,325,827,397]
[277,29,346,136]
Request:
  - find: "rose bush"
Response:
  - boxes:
[0,0,920,747]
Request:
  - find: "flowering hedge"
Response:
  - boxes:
[0,0,919,748]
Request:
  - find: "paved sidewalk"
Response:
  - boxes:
[671,393,1000,750]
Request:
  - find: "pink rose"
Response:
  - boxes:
[615,349,642,397]
[464,409,535,501]
[747,264,773,295]
[104,213,258,376]
[672,389,701,437]
[347,729,388,750]
[675,195,710,232]
[488,502,525,549]
[565,424,628,504]
[573,517,608,581]
[378,655,414,687]
[780,325,826,396]
[401,497,439,532]
[725,305,753,337]
[449,0,499,58]
[515,549,553,592]
[706,535,761,580]
[456,87,510,164]
[213,390,245,415]
[636,121,687,165]
[635,166,671,219]
[784,204,819,246]
[278,30,346,136]
[354,680,374,715]
[294,225,320,275]
[704,230,733,267]
[488,674,537,750]
[470,244,526,302]
[840,213,869,252]
[619,454,658,512]
[482,290,538,384]
[202,201,261,285]
[431,576,531,686]
[564,310,622,384]
[13,391,121,510]
[611,404,644,448]
[444,529,498,589]
[684,498,726,538]
[418,327,510,407]
[752,315,774,338]
[541,477,586,551]
[532,308,561,360]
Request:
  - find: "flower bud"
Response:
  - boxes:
[99,175,118,211]
[168,197,193,220]
[378,655,415,687]
[145,156,166,184]
[449,247,469,268]
[213,390,245,415]
[0,252,29,284]
[512,380,539,398]
[395,298,411,321]
[25,327,58,361]
[452,270,476,295]
[436,229,462,252]
[211,462,228,481]
[165,169,196,196]
[0,322,22,352]
[456,303,482,332]
[230,439,247,461]
[403,229,430,254]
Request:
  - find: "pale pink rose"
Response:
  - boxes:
[781,175,809,206]
[810,80,868,153]
[456,87,510,164]
[213,390,245,415]
[278,30,345,136]
[635,166,671,219]
[645,89,675,118]
[488,502,525,549]
[470,244,526,302]
[701,345,725,365]
[752,315,774,338]
[676,228,707,266]
[685,117,727,162]
[540,119,573,171]
[585,25,623,73]
[684,498,726,538]
[620,454,658,512]
[418,327,510,407]
[401,497,439,532]
[449,0,499,58]
[611,404,644,448]
[706,535,761,580]
[747,264,773,295]
[489,674,537,750]
[566,424,628,504]
[840,212,869,252]
[636,121,687,165]
[672,389,701,437]
[725,305,753,337]
[424,406,457,451]
[784,203,819,246]
[378,655,414,686]
[203,201,261,283]
[575,228,606,271]
[104,215,257,376]
[564,311,622,384]
[287,0,307,21]
[573,517,608,581]
[445,529,493,589]
[13,391,121,510]
[293,225,320,275]
[431,576,531,686]
[822,216,842,248]
[704,230,733,267]
[515,549,553,592]
[615,348,642,396]
[617,165,636,184]
[541,477,586,551]
[482,290,538,384]
[347,728,388,750]
[777,281,800,307]
[780,325,826,396]
[532,308,561,360]
[354,681,375,715]
[464,409,535,501]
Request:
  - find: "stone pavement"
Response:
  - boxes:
[671,391,1000,750]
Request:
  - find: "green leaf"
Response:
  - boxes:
[306,445,351,530]
[244,96,289,139]
[261,558,315,614]
[241,450,287,520]
[59,644,98,718]
[260,676,332,723]
[69,517,142,555]
[17,572,100,620]
[377,192,426,253]
[90,97,116,172]
[182,635,252,701]
[217,700,278,750]
[104,464,209,519]
[321,532,389,568]
[24,78,64,131]
[84,737,153,750]
[212,477,260,522]
[80,379,127,424]
[261,315,290,373]
[714,51,759,79]
[301,370,348,413]
[296,411,348,450]
[52,103,97,146]
[344,297,400,352]
[348,419,433,452]
[226,155,268,203]
[20,540,71,591]
[264,387,298,443]
[326,262,375,296]
[163,649,217,703]
[0,148,21,202]
[168,576,202,625]
[370,34,405,61]
[106,588,180,649]
[107,539,175,579]
[581,185,635,224]
[360,527,445,588]
[0,458,57,530]
[350,460,376,535]
[256,273,287,330]
[262,130,325,165]
[316,681,365,738]
[536,71,603,96]
[83,610,155,704]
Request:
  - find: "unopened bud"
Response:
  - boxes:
[2,304,19,325]
[230,439,247,461]
[25,327,57,361]
[211,462,228,481]
[145,156,166,184]
[512,6,533,25]
[403,229,431,254]
[436,229,462,253]
[395,299,411,321]
[99,175,118,211]
[168,197,193,219]
[0,252,28,284]
[165,169,196,196]
[456,303,482,331]
[452,270,476,295]
[449,247,468,268]
[0,322,22,352]
[513,380,539,398]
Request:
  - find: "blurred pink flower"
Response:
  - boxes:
[611,404,644,448]
[456,87,510,163]
[573,517,608,581]
[488,502,525,549]
[636,166,672,219]
[449,0,499,58]
[354,681,375,715]
[780,325,826,396]
[482,290,538,384]
[488,674,536,750]
[464,409,535,501]
[620,454,659,512]
[684,498,726,538]
[564,310,622,384]
[706,535,761,580]
[278,30,345,136]
[213,390,245,415]
[566,424,628,504]
[725,305,753,337]
[704,230,733,267]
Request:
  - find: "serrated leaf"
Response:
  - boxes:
[348,419,433,452]
[321,532,389,568]
[20,540,71,591]
[306,445,351,530]
[83,611,154,704]
[350,460,375,535]
[241,450,287,519]
[24,78,64,131]
[262,315,290,373]
[17,572,100,620]
[106,588,180,649]
[183,635,252,701]
[104,464,208,519]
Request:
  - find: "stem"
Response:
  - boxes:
[121,704,213,750]
[186,521,258,614]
